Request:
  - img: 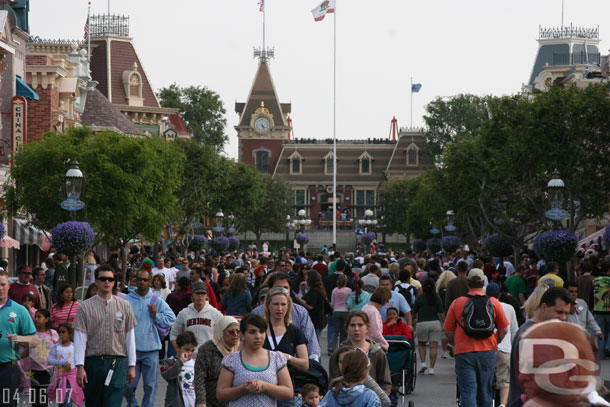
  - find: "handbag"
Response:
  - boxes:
[150,295,171,340]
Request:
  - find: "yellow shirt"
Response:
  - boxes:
[537,273,564,288]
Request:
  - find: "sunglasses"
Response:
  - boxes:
[97,277,115,282]
[136,278,151,282]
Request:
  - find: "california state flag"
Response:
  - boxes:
[311,0,335,21]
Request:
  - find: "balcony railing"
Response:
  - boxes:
[551,52,600,66]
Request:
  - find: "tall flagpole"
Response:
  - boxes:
[332,1,337,252]
[87,2,91,63]
[410,77,413,127]
[561,0,564,30]
[263,0,266,51]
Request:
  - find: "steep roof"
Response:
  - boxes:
[168,113,190,136]
[236,59,289,127]
[82,88,143,135]
[90,38,160,108]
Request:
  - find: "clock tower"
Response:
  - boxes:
[235,55,291,175]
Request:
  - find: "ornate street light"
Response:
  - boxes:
[65,160,84,200]
[213,210,225,234]
[227,214,237,235]
[445,210,456,232]
[545,169,569,221]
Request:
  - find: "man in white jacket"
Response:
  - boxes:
[170,282,222,358]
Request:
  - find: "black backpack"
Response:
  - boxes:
[396,284,417,308]
[461,294,495,338]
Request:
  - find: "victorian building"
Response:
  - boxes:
[236,55,433,226]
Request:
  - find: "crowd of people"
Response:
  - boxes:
[1,243,610,407]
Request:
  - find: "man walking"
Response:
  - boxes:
[0,269,36,407]
[74,265,138,407]
[8,265,41,308]
[124,263,176,407]
[444,269,509,407]
[32,266,51,311]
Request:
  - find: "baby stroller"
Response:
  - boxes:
[384,335,416,407]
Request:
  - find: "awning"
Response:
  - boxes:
[13,218,46,249]
[16,76,39,101]
[0,236,20,249]
[578,227,607,250]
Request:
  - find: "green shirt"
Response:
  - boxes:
[413,293,443,322]
[328,260,337,275]
[506,275,526,304]
[0,299,36,363]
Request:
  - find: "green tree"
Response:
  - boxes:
[4,127,184,268]
[157,84,227,150]
[423,94,491,163]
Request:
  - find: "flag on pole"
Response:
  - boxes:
[311,0,335,21]
[258,0,264,12]
[84,16,89,40]
[411,83,422,93]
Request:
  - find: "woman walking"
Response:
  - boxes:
[413,278,445,375]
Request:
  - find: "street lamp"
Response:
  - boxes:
[227,214,237,235]
[61,159,86,215]
[545,169,569,222]
[445,210,456,232]
[285,215,292,248]
[213,210,225,234]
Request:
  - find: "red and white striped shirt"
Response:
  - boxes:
[50,301,80,329]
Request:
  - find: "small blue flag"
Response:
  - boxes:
[411,83,422,93]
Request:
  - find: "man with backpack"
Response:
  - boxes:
[124,263,176,407]
[394,268,418,309]
[444,268,509,407]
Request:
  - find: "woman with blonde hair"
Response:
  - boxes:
[435,270,455,358]
[388,262,400,283]
[263,287,309,407]
[522,284,550,319]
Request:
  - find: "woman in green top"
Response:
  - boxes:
[412,278,445,375]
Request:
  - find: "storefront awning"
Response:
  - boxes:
[16,76,39,101]
[13,218,46,249]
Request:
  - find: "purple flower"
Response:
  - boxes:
[188,234,208,251]
[0,222,5,240]
[227,236,240,251]
[604,225,610,248]
[211,236,229,253]
[441,235,461,253]
[427,238,441,253]
[51,221,95,255]
[413,239,427,252]
[295,232,309,244]
[534,230,577,263]
[362,232,376,245]
[484,234,513,258]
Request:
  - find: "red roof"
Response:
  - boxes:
[168,113,190,136]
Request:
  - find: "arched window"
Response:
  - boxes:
[253,147,272,174]
[288,151,303,175]
[406,143,419,166]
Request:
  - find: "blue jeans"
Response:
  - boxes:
[124,350,159,407]
[327,315,335,351]
[595,313,610,358]
[331,311,349,351]
[455,350,496,407]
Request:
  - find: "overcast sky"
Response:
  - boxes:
[31,0,610,158]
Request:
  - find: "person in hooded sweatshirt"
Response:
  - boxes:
[320,349,381,407]
[124,267,176,407]
[170,282,223,359]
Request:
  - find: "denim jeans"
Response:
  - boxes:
[331,311,349,350]
[124,350,159,407]
[595,313,610,358]
[455,350,496,407]
[327,315,335,351]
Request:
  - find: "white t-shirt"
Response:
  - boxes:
[152,267,175,286]
[180,359,195,407]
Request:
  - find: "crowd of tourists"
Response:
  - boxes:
[1,243,610,407]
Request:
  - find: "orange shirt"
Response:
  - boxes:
[443,289,509,355]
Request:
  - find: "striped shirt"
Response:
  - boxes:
[73,295,136,357]
[50,301,80,329]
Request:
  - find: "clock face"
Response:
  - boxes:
[255,117,270,133]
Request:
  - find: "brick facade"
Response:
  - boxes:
[239,138,283,174]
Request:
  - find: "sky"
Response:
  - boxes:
[30,0,610,158]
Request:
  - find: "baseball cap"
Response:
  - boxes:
[486,282,501,296]
[467,268,485,281]
[192,282,208,294]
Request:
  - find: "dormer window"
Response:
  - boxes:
[123,62,143,107]
[358,151,373,175]
[406,143,420,166]
[288,151,303,175]
[323,151,337,175]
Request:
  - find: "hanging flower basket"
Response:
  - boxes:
[603,225,610,248]
[427,238,441,253]
[51,221,95,255]
[188,234,207,252]
[484,233,513,258]
[295,232,309,245]
[0,222,5,240]
[441,235,461,253]
[210,236,229,253]
[413,239,427,252]
[227,236,240,251]
[362,232,376,246]
[534,230,578,263]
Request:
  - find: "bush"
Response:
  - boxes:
[484,234,513,258]
[413,239,427,252]
[534,230,578,263]
[227,236,240,251]
[210,236,229,253]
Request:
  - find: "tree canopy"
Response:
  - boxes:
[158,84,227,150]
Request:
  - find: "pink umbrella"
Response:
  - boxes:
[40,234,51,252]
[0,236,20,249]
